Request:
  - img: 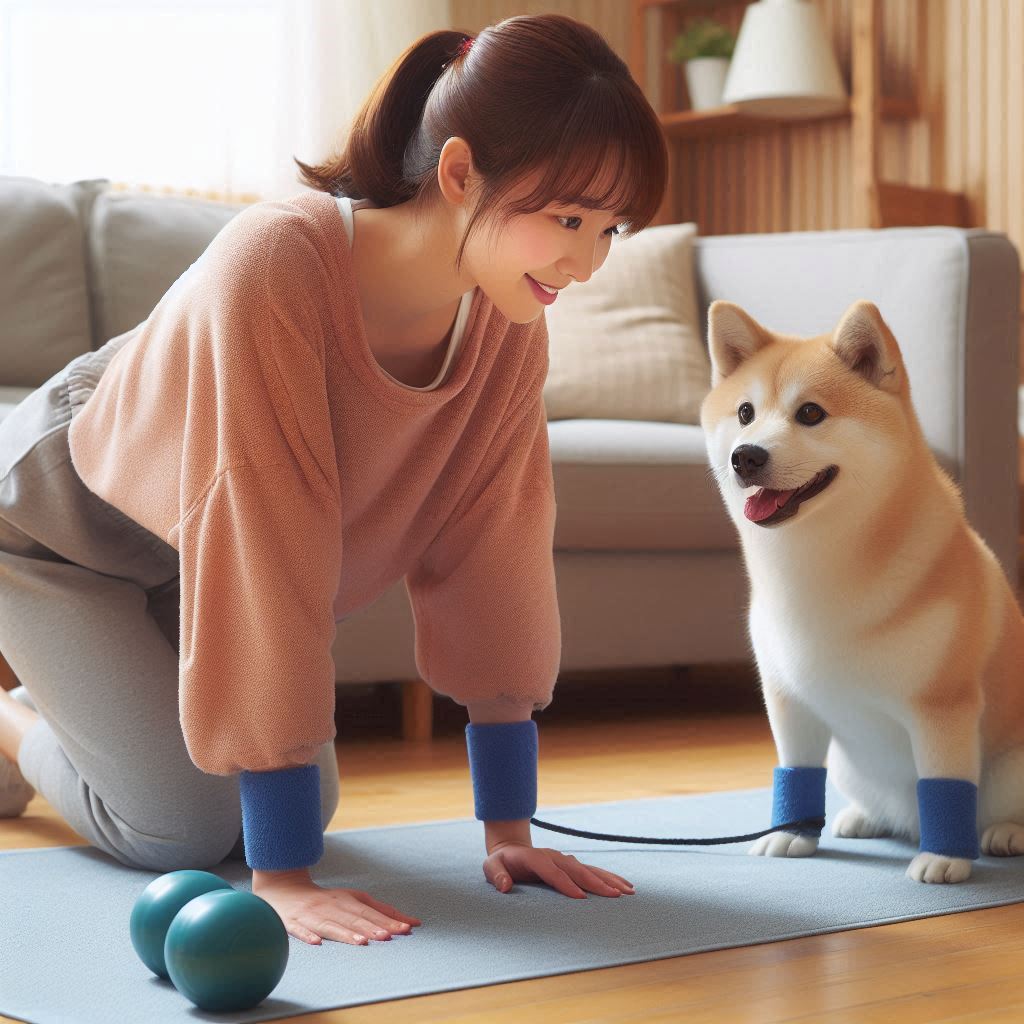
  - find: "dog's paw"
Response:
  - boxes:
[905,851,972,884]
[832,804,890,839]
[748,831,819,858]
[981,822,1024,856]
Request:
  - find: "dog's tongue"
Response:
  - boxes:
[744,487,798,523]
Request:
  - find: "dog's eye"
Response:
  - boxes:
[796,403,827,425]
[738,402,754,425]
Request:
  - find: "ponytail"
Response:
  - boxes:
[294,30,473,206]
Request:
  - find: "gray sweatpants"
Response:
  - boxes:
[0,334,339,872]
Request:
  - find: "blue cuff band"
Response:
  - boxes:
[917,777,980,859]
[772,766,827,836]
[239,764,324,871]
[465,720,538,821]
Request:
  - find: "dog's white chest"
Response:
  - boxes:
[748,591,959,712]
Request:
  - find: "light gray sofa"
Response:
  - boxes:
[2,174,1020,740]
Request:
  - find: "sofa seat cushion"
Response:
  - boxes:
[0,395,737,553]
[548,419,737,552]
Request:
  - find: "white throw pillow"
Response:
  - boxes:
[541,221,709,424]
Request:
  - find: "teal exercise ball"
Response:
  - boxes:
[130,870,233,979]
[164,889,289,1013]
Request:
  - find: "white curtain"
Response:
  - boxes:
[0,0,452,201]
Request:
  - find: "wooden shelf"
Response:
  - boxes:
[633,0,968,230]
[659,96,919,142]
[660,104,781,141]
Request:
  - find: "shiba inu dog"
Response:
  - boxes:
[700,298,1024,884]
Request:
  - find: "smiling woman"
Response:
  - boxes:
[0,12,668,959]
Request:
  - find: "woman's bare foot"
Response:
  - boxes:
[0,688,39,764]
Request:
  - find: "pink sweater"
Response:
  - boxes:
[67,191,561,784]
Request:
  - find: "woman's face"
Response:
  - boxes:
[463,165,627,325]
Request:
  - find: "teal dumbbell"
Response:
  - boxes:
[130,870,232,979]
[130,870,290,1012]
[164,889,289,1012]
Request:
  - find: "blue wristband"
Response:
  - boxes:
[917,777,980,859]
[465,720,538,821]
[239,764,324,871]
[772,766,827,836]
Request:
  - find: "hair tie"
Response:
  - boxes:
[443,36,474,70]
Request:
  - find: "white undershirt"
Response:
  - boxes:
[335,194,473,392]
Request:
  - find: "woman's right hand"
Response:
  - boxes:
[252,867,422,946]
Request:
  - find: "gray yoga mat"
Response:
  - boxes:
[3,783,1024,1023]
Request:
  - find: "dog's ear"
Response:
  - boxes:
[707,301,771,387]
[830,301,905,395]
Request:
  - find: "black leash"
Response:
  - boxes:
[529,816,826,846]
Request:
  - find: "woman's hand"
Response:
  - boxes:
[252,868,422,946]
[482,841,636,898]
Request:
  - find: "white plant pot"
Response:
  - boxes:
[684,57,731,111]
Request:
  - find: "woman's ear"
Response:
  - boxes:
[707,301,771,388]
[437,137,476,207]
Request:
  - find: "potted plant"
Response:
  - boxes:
[668,17,737,111]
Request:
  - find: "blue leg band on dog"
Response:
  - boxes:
[465,720,538,821]
[917,777,980,859]
[772,766,827,836]
[239,764,324,871]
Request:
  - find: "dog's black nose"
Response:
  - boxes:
[731,444,769,481]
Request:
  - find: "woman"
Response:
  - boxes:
[0,13,667,946]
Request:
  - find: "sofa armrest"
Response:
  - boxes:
[692,227,1021,583]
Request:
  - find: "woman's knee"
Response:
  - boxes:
[103,791,243,872]
[113,746,338,872]
[115,823,242,873]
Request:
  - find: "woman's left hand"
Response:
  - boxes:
[482,841,636,898]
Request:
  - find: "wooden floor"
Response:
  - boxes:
[4,659,1024,1023]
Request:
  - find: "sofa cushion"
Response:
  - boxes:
[0,176,106,386]
[542,221,709,425]
[89,190,247,344]
[548,419,737,552]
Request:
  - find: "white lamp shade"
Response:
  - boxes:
[722,0,847,119]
